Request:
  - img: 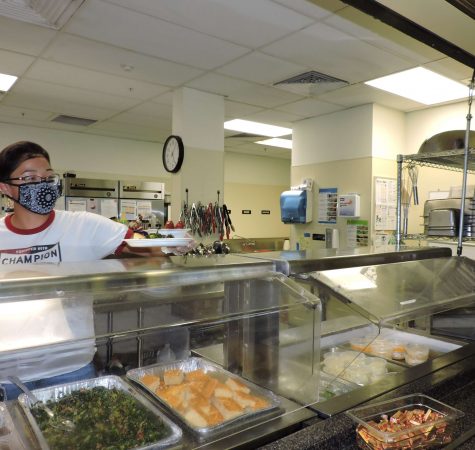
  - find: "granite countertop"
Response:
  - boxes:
[259,357,475,450]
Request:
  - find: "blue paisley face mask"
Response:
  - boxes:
[16,181,61,215]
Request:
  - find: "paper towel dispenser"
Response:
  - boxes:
[280,189,313,224]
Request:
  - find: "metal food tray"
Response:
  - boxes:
[0,402,26,450]
[127,357,281,437]
[17,375,182,450]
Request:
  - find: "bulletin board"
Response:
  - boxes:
[374,177,397,231]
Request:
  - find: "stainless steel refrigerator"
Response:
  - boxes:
[63,177,119,218]
[119,180,167,228]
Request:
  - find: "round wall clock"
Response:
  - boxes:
[162,135,184,173]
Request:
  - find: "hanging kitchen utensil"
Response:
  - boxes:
[408,164,419,205]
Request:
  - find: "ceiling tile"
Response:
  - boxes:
[82,122,168,142]
[43,34,204,87]
[217,52,308,85]
[318,83,422,111]
[327,8,444,64]
[3,79,134,119]
[225,101,263,119]
[26,59,170,99]
[65,0,249,70]
[277,98,344,117]
[261,22,416,84]
[89,121,168,142]
[123,101,172,120]
[104,0,314,48]
[228,84,304,108]
[0,15,56,55]
[0,104,53,121]
[376,0,475,55]
[424,58,474,83]
[188,73,257,98]
[191,74,304,108]
[108,111,171,129]
[0,49,35,76]
[152,92,174,105]
[272,0,346,19]
[247,109,300,125]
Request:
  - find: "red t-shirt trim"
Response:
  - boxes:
[115,228,134,255]
[5,211,55,235]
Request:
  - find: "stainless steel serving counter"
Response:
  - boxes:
[4,247,475,450]
[239,245,451,275]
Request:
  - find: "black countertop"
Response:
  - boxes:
[259,353,475,450]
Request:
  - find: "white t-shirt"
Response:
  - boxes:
[0,210,131,382]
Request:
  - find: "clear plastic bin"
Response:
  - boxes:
[346,393,464,449]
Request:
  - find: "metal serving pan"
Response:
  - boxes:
[0,402,26,450]
[127,357,281,438]
[17,375,182,450]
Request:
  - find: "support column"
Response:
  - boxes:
[170,87,225,225]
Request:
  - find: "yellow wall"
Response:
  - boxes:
[224,182,290,238]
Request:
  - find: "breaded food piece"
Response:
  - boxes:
[202,377,219,399]
[163,368,184,385]
[157,384,188,409]
[188,380,208,396]
[212,397,244,420]
[225,377,251,394]
[184,408,208,427]
[214,381,233,398]
[203,404,224,426]
[140,374,162,392]
[185,369,207,381]
[234,391,269,410]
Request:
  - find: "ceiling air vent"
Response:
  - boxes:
[51,114,97,126]
[274,70,348,96]
[0,0,85,29]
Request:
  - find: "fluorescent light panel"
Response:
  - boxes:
[256,138,292,149]
[365,67,468,105]
[224,119,292,137]
[0,73,17,92]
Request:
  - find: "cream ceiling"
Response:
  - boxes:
[0,0,473,160]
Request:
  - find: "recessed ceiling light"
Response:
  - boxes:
[0,73,18,92]
[365,67,468,105]
[256,138,293,149]
[224,119,292,137]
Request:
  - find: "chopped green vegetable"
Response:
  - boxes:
[31,387,170,450]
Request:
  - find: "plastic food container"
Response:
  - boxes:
[322,352,387,386]
[370,339,393,359]
[390,340,406,360]
[346,393,464,449]
[405,343,430,366]
[350,336,374,352]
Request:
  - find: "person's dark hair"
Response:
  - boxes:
[0,141,51,180]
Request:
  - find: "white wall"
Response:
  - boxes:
[372,104,405,159]
[0,123,169,182]
[0,123,290,238]
[292,104,373,166]
[405,101,470,154]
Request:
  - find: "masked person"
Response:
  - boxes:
[0,140,168,399]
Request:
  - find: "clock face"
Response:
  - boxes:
[162,135,184,173]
